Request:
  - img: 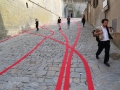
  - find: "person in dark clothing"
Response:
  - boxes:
[58,17,61,30]
[94,19,113,67]
[82,15,86,27]
[67,16,70,29]
[71,13,73,18]
[35,19,39,31]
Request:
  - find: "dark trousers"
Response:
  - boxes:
[96,40,110,63]
[36,26,39,31]
[82,22,85,27]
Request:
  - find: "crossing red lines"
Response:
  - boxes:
[0,20,94,90]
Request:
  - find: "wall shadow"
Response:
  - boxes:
[0,12,9,40]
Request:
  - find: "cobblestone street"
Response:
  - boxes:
[0,18,120,90]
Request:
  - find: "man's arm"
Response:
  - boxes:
[107,26,113,33]
[94,30,103,36]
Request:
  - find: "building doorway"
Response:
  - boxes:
[68,10,73,18]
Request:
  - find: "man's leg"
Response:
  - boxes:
[83,22,85,27]
[96,42,104,59]
[36,26,39,31]
[37,27,39,31]
[58,23,61,30]
[104,41,110,63]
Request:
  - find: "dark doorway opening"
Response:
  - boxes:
[68,10,73,18]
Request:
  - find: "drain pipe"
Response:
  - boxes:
[104,10,106,19]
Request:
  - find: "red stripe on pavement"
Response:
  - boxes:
[26,26,54,38]
[0,25,45,43]
[0,24,53,75]
[23,21,95,90]
[0,21,94,90]
[0,37,47,75]
[55,29,69,90]
[64,20,81,90]
[48,36,95,90]
[73,49,94,90]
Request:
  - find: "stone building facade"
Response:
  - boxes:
[85,0,120,47]
[0,0,62,39]
[62,0,87,18]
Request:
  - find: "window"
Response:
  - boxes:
[93,0,98,8]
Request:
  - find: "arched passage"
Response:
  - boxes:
[64,4,76,18]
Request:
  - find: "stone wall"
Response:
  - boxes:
[86,0,120,32]
[0,0,62,39]
[62,0,87,18]
[85,0,120,47]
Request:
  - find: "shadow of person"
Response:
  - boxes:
[25,23,31,30]
[21,23,31,32]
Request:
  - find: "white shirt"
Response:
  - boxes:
[101,26,109,41]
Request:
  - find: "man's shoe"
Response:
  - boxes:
[96,55,99,59]
[104,63,110,67]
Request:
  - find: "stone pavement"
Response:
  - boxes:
[0,18,120,90]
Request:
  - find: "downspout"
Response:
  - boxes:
[104,11,106,19]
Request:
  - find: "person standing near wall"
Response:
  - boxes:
[35,19,39,31]
[58,17,61,30]
[94,19,113,67]
[67,16,70,29]
[82,15,86,27]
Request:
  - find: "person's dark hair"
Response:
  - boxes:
[101,19,109,23]
[83,15,85,18]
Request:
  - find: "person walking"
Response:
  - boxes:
[58,17,61,30]
[94,19,113,67]
[82,15,86,27]
[67,16,70,29]
[35,19,39,31]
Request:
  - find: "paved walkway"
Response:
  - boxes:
[0,18,120,90]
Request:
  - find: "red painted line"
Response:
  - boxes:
[0,24,54,75]
[63,20,80,90]
[27,21,94,90]
[73,49,94,90]
[32,20,94,90]
[26,26,54,38]
[0,21,94,89]
[47,32,94,90]
[42,27,54,37]
[0,33,22,43]
[49,36,94,90]
[49,37,94,90]
[0,37,47,75]
[55,28,69,90]
[0,25,45,43]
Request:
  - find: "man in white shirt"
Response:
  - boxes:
[94,19,113,67]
